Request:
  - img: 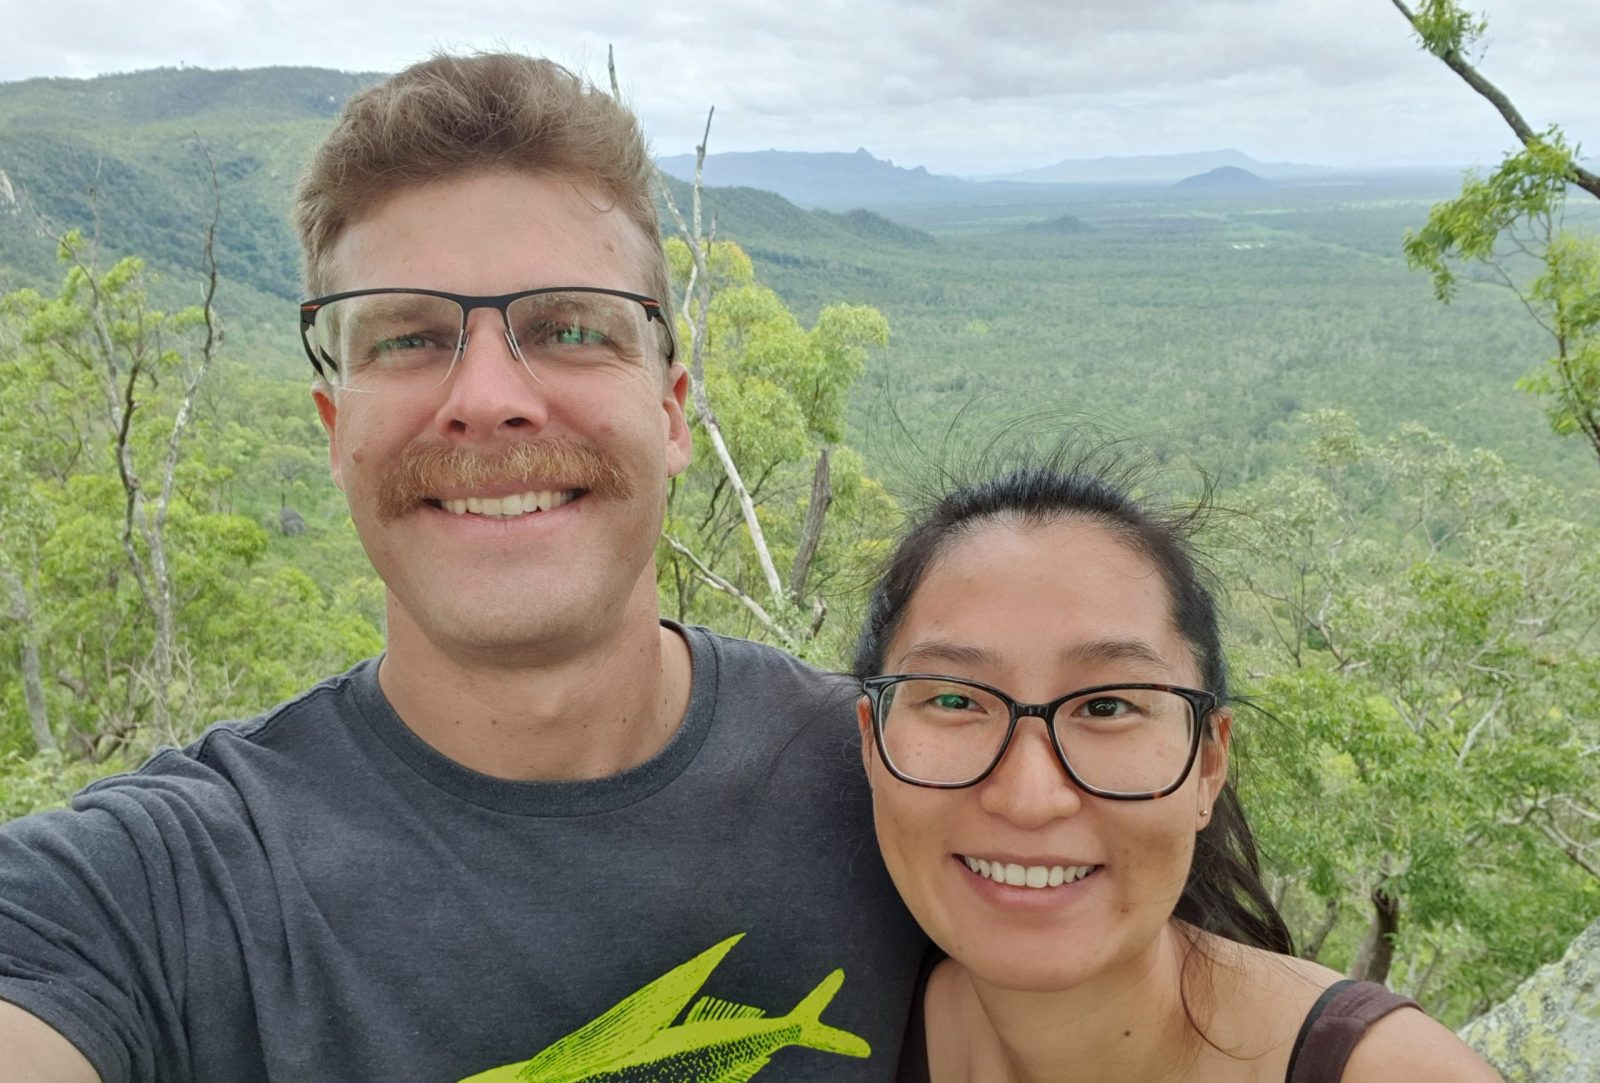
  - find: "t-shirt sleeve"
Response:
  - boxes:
[0,772,197,1083]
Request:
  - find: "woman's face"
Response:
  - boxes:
[860,518,1230,993]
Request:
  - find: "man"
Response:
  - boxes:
[0,53,924,1082]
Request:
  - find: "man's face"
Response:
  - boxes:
[313,170,691,664]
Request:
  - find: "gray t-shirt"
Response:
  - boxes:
[0,624,926,1082]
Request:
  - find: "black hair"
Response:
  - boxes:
[852,450,1293,957]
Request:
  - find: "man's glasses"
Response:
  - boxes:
[298,287,676,394]
[860,675,1216,799]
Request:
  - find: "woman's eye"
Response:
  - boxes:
[933,693,974,710]
[1083,697,1133,717]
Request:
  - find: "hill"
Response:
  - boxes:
[0,66,381,311]
[996,148,1327,184]
[0,64,1589,497]
[1177,166,1269,189]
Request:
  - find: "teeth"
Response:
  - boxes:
[961,856,1097,890]
[437,490,577,518]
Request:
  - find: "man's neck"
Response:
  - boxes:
[376,595,693,782]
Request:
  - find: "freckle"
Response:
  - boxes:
[1123,1030,1132,1038]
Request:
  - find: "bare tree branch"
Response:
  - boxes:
[663,535,791,641]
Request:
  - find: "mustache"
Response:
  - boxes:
[374,439,633,523]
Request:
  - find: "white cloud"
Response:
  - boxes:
[0,0,1595,171]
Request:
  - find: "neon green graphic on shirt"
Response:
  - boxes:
[457,933,869,1082]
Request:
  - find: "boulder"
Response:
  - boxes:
[1459,916,1600,1080]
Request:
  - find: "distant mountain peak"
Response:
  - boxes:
[995,149,1327,185]
[1177,165,1268,188]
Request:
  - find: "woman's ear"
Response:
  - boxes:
[1198,708,1233,827]
[857,696,876,784]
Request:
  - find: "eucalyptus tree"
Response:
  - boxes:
[1231,410,1600,1021]
[1392,0,1600,465]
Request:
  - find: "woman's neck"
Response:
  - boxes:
[936,923,1213,1083]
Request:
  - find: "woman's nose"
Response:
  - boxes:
[976,716,1085,828]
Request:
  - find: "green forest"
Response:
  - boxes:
[2,58,1598,1047]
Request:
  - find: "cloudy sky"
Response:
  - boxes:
[2,0,1597,175]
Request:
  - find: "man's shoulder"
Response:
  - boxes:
[682,623,854,697]
[70,658,379,818]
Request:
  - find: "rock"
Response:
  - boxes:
[1459,916,1600,1080]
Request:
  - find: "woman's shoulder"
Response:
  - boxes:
[1215,942,1500,1082]
[1338,1004,1503,1081]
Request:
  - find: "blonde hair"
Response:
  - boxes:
[294,52,668,311]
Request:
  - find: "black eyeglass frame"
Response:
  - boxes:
[298,285,677,384]
[860,674,1218,800]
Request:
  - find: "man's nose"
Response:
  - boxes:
[434,308,550,437]
[977,716,1084,828]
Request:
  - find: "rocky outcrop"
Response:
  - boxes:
[0,169,17,213]
[1459,916,1600,1080]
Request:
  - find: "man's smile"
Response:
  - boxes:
[425,488,583,519]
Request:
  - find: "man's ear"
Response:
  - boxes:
[1199,708,1232,827]
[663,362,691,478]
[312,382,343,492]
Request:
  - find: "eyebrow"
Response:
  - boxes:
[892,637,1170,674]
[893,641,996,671]
[1061,637,1171,671]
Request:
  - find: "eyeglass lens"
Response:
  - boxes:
[308,291,662,391]
[876,678,1196,793]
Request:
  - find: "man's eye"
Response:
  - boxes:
[551,323,609,346]
[373,334,431,353]
[933,693,974,710]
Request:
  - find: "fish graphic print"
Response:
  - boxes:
[459,934,871,1082]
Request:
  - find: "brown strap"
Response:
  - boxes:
[1285,979,1421,1083]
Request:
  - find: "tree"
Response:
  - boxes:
[1231,411,1600,1021]
[610,50,896,659]
[0,242,384,764]
[656,237,896,660]
[1391,0,1600,464]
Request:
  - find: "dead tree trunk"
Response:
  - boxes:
[1349,885,1401,984]
[4,566,54,753]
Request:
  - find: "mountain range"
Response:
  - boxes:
[655,146,1330,208]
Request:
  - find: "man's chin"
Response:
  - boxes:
[388,591,612,666]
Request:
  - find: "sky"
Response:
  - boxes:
[1,0,1597,176]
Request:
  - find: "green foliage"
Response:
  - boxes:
[1410,0,1487,58]
[0,245,381,783]
[1397,1,1600,463]
[0,749,130,820]
[1515,232,1600,440]
[1403,134,1579,303]
[659,239,895,663]
[1232,412,1600,1021]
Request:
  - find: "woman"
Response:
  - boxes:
[853,464,1501,1082]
